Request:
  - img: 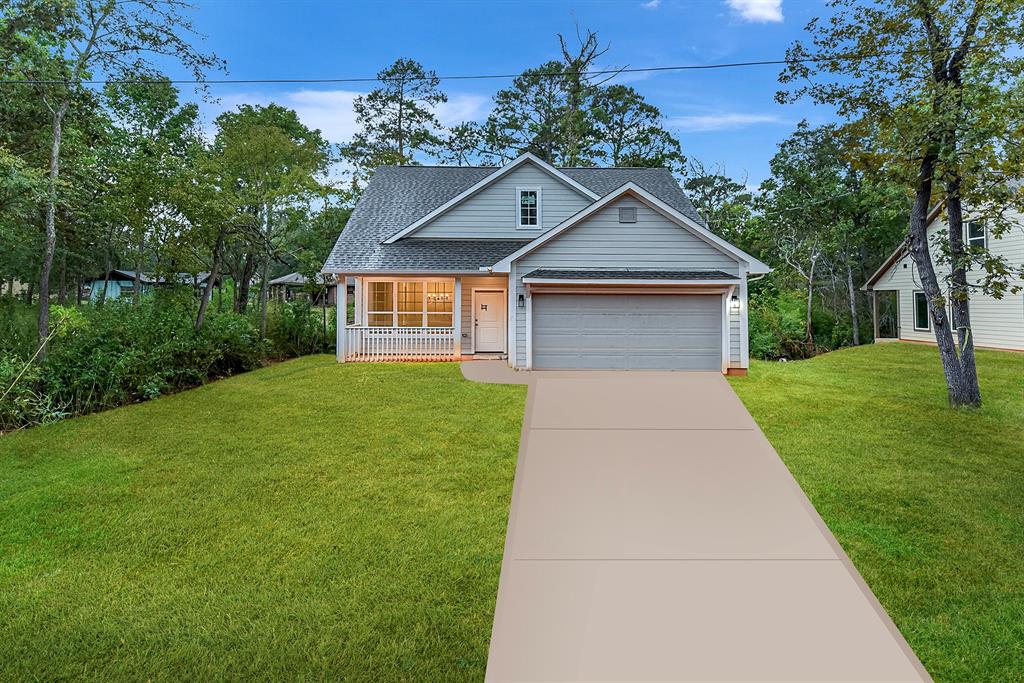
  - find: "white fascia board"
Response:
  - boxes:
[522,278,741,286]
[319,268,487,276]
[382,153,600,244]
[491,182,772,274]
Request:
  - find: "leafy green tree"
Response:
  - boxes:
[591,85,685,171]
[779,0,1024,407]
[4,0,221,357]
[213,104,330,338]
[477,61,568,164]
[104,78,201,303]
[682,161,754,245]
[344,58,446,178]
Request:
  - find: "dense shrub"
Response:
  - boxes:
[749,287,853,360]
[0,290,272,431]
[265,300,335,358]
[0,353,68,432]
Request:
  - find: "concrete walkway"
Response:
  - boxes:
[472,366,931,682]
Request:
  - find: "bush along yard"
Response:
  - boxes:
[0,293,337,432]
[0,344,1021,681]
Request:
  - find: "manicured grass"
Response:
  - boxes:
[0,357,525,681]
[729,343,1024,683]
[3,345,1021,681]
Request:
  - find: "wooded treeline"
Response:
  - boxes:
[2,0,1022,413]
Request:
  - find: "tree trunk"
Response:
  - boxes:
[907,152,977,407]
[805,254,818,346]
[217,276,223,313]
[76,278,83,305]
[133,236,143,306]
[38,100,69,358]
[258,256,270,340]
[195,231,224,332]
[99,247,112,306]
[235,253,254,313]
[26,281,34,305]
[944,178,981,406]
[57,250,67,305]
[846,259,860,345]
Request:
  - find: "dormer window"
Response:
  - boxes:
[517,187,541,228]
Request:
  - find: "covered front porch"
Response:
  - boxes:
[333,274,509,362]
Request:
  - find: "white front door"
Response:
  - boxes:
[474,291,506,353]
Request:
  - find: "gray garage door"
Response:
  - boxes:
[532,293,723,370]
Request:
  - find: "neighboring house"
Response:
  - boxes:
[86,269,211,302]
[322,153,770,374]
[863,205,1024,352]
[268,272,353,306]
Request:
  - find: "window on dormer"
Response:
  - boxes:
[517,187,541,228]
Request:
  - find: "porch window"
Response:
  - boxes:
[364,280,454,327]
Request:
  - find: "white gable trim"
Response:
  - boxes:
[382,153,600,244]
[489,182,772,275]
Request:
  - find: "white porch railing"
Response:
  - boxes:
[344,326,457,361]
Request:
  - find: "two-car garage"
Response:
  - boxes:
[531,292,724,370]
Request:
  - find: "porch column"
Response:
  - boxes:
[336,274,347,363]
[453,276,463,360]
[871,290,880,342]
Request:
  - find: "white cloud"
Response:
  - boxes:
[726,0,783,23]
[667,112,785,132]
[434,93,491,127]
[202,90,490,145]
[641,0,661,8]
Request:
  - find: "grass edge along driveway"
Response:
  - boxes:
[730,343,1024,683]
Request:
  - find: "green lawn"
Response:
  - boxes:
[729,343,1024,683]
[1,345,1022,681]
[0,358,526,681]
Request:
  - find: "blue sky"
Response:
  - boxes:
[175,0,838,184]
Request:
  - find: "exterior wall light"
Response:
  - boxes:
[518,294,526,308]
[730,294,740,312]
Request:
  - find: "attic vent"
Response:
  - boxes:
[618,207,637,223]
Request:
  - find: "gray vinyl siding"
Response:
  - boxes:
[459,274,509,355]
[414,163,592,239]
[872,209,1024,350]
[512,197,743,367]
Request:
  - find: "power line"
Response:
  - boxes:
[0,46,977,86]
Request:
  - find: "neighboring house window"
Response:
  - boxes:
[517,187,541,228]
[913,290,931,331]
[949,297,970,329]
[365,280,454,327]
[965,220,986,249]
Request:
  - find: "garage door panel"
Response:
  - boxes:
[532,293,722,370]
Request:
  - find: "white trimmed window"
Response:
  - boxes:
[366,280,454,327]
[965,220,986,249]
[516,187,541,228]
[913,290,931,331]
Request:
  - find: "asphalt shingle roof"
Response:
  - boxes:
[323,165,706,272]
[522,269,739,280]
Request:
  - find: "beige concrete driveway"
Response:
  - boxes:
[477,368,930,682]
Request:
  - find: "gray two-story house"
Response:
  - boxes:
[322,153,770,373]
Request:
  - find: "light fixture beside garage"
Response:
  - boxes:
[518,294,525,308]
[730,294,740,312]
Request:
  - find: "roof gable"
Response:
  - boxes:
[491,183,771,274]
[383,154,599,243]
